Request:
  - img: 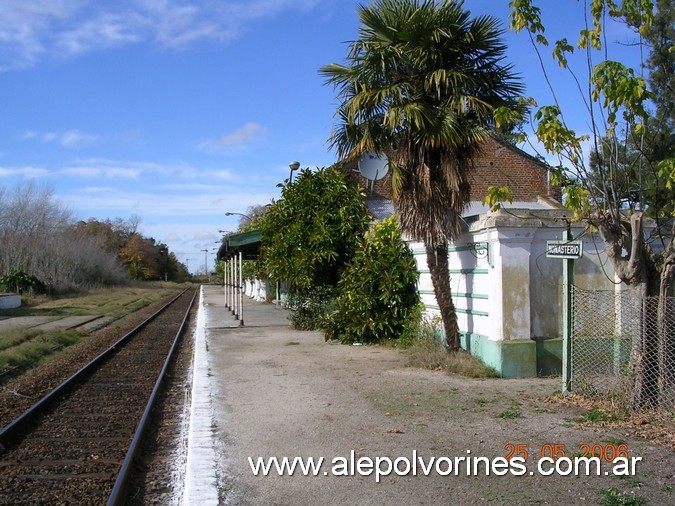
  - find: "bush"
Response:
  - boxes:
[287,286,337,330]
[258,165,371,290]
[325,217,421,344]
[0,271,45,294]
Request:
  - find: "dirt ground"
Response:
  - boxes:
[200,291,674,505]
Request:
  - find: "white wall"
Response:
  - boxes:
[412,209,622,343]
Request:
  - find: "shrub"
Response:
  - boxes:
[287,286,337,330]
[325,216,421,344]
[0,271,46,294]
[258,165,371,290]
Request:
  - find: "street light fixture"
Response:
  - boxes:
[225,212,251,219]
[288,160,300,183]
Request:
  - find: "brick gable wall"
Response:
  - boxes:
[342,137,561,203]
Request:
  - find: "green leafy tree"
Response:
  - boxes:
[584,0,674,218]
[325,216,421,344]
[507,0,674,408]
[119,234,161,280]
[258,165,371,291]
[320,0,524,352]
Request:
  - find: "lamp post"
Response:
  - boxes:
[225,212,251,219]
[288,160,300,183]
[200,248,208,276]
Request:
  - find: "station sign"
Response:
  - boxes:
[546,240,583,259]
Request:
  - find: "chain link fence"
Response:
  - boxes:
[571,286,675,414]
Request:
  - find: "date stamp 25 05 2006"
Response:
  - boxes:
[504,442,630,462]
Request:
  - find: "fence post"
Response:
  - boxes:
[562,229,574,395]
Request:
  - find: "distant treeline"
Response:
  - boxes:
[0,182,190,294]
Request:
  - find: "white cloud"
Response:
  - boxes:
[21,129,99,148]
[61,167,102,178]
[219,122,268,146]
[60,158,179,180]
[60,186,274,217]
[197,122,269,153]
[81,186,116,193]
[60,129,99,148]
[0,0,325,71]
[205,169,235,180]
[61,165,141,179]
[57,11,143,56]
[0,1,73,70]
[106,167,144,179]
[0,165,50,178]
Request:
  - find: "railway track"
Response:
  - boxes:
[0,286,198,505]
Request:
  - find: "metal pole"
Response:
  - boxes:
[562,229,574,395]
[234,254,239,320]
[225,259,229,310]
[227,258,230,312]
[226,258,231,312]
[201,249,208,277]
[239,251,244,326]
[230,258,235,316]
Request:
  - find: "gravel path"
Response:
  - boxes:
[195,286,674,506]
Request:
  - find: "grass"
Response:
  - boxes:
[0,282,186,384]
[597,487,649,506]
[404,320,499,378]
[496,407,522,419]
[473,397,494,406]
[578,406,620,424]
[0,329,83,383]
[0,328,43,352]
[2,282,182,319]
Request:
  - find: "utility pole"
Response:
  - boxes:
[200,249,208,276]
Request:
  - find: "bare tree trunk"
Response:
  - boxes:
[598,212,659,409]
[425,241,460,352]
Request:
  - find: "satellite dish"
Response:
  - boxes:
[358,152,389,182]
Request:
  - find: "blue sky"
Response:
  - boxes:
[0,1,642,273]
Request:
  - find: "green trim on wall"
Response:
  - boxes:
[450,243,488,253]
[457,308,489,317]
[459,332,537,378]
[418,290,488,300]
[423,304,488,317]
[418,268,489,275]
[412,242,488,255]
[424,321,561,377]
[451,268,489,274]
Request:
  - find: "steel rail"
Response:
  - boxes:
[0,286,191,449]
[107,286,197,505]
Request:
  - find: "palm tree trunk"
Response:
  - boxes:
[425,240,460,352]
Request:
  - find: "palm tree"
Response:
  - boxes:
[320,0,524,352]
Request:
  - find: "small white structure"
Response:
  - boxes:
[411,208,623,377]
[0,293,21,310]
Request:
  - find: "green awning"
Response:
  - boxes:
[217,230,262,261]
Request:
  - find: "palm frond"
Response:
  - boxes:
[321,0,524,242]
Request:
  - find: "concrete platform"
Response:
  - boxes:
[200,285,289,329]
[183,286,675,506]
